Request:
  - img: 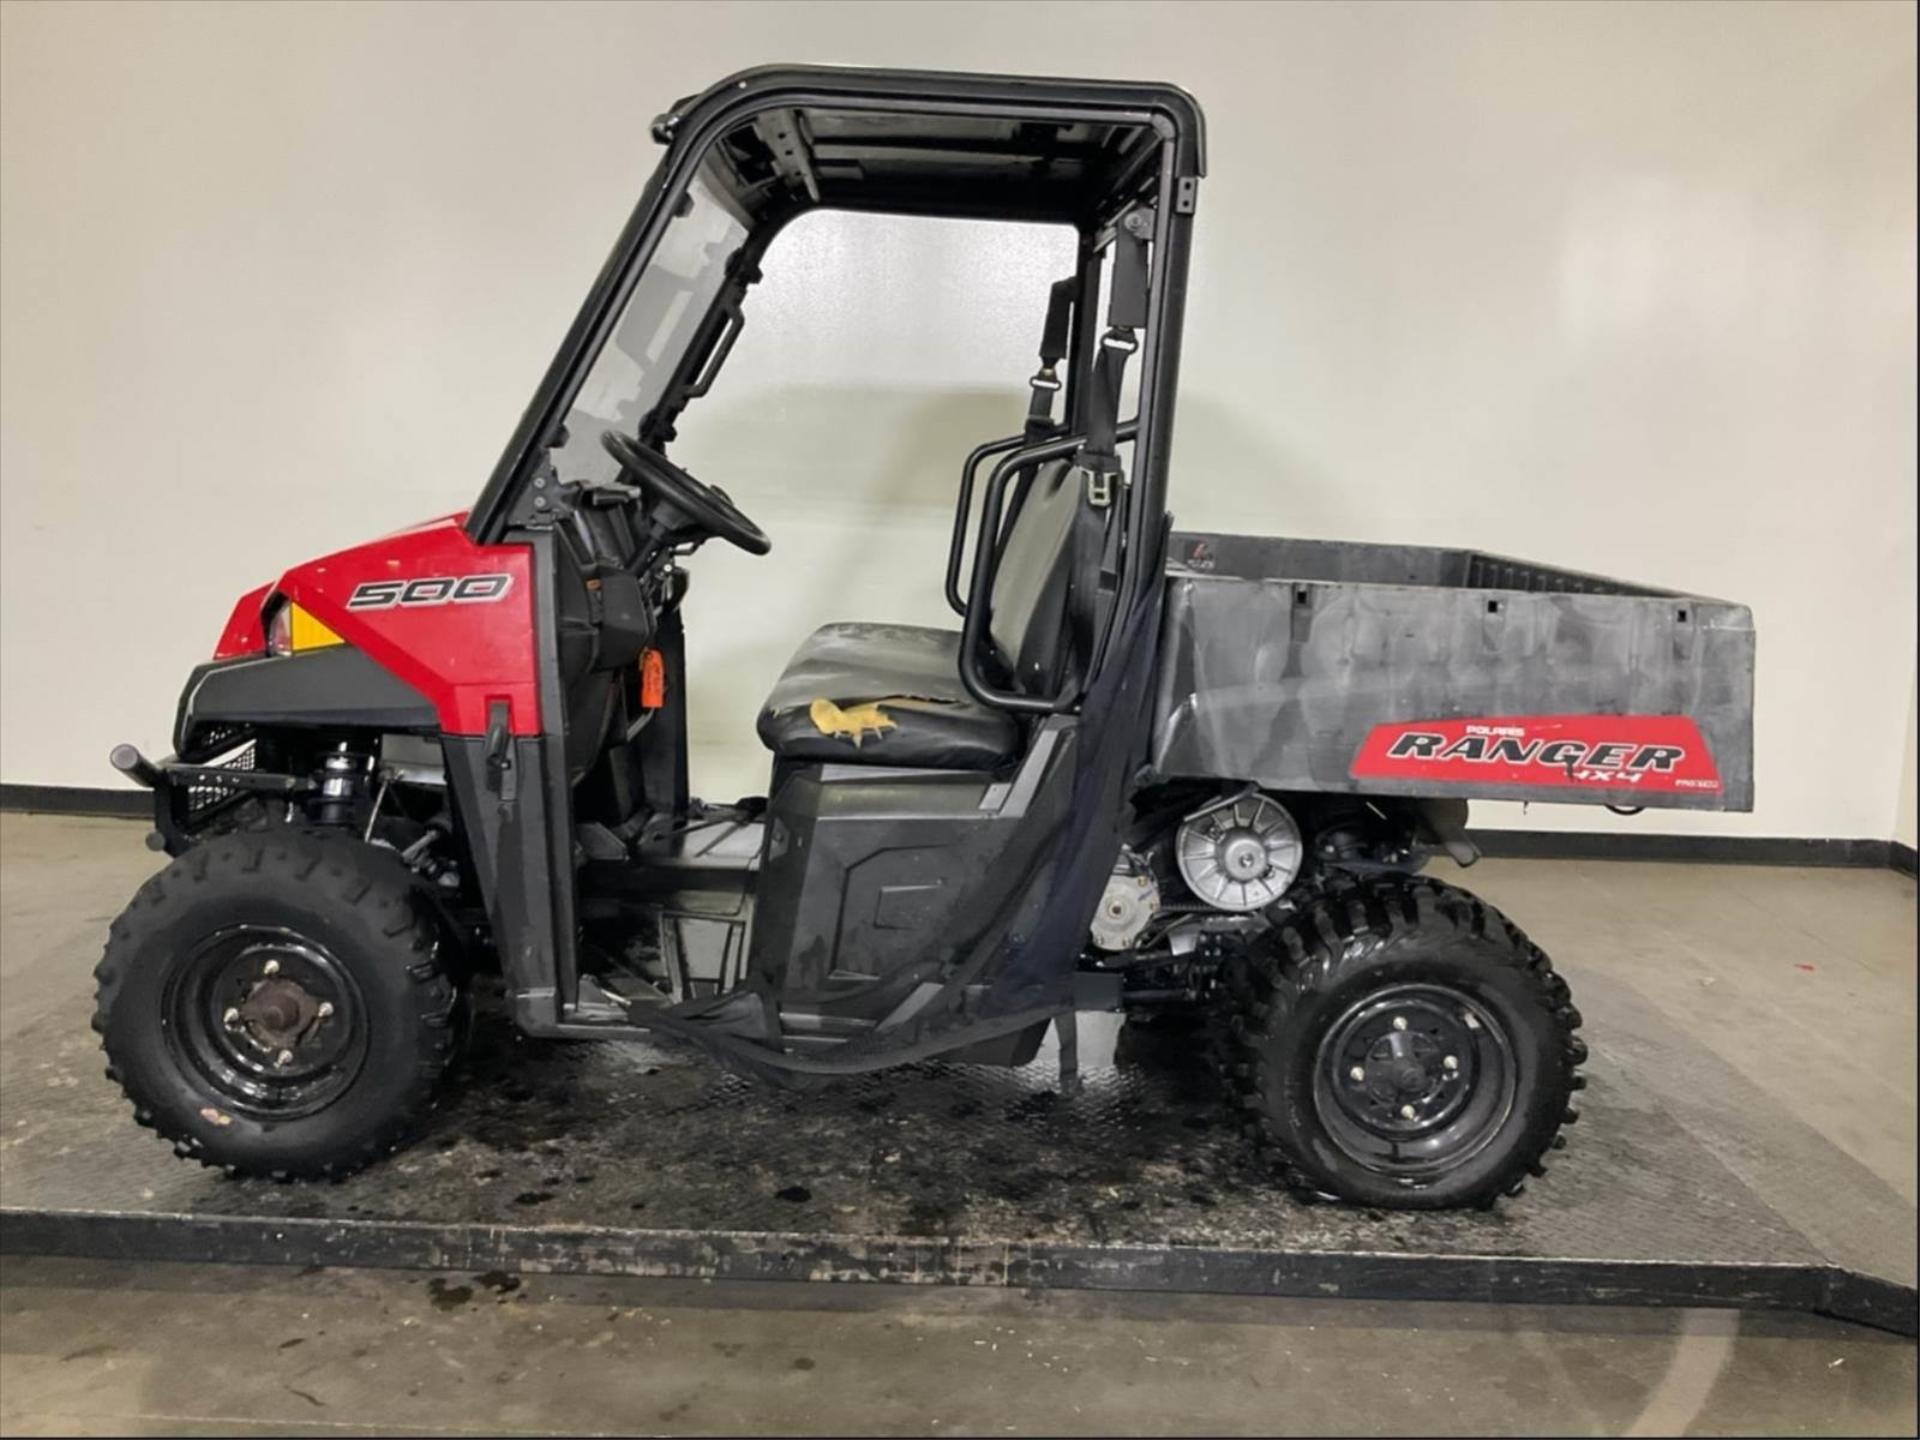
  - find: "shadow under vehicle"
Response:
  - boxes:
[103,66,1755,1209]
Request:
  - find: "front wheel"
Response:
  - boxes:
[1222,873,1584,1209]
[94,829,462,1179]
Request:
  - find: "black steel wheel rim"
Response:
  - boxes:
[1312,983,1516,1177]
[163,925,367,1119]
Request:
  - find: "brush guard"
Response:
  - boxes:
[111,737,309,855]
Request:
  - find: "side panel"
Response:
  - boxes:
[747,726,1076,1003]
[749,767,1009,995]
[1152,533,1756,812]
[273,515,540,736]
[444,733,567,1030]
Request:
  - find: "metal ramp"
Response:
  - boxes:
[3,973,1912,1335]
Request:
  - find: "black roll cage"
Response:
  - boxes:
[468,65,1204,707]
[435,68,1207,1042]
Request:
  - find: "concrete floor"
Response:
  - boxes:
[1,811,1915,1435]
[4,1256,1916,1437]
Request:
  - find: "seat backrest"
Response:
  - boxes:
[986,459,1087,700]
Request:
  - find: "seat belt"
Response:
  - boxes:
[1004,275,1078,543]
[1024,277,1077,441]
[1065,208,1152,694]
[1006,276,1082,552]
[1074,210,1150,504]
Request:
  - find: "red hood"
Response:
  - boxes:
[209,511,540,736]
[212,514,469,658]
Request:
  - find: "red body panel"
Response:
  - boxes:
[235,514,541,736]
[213,583,273,660]
[1351,715,1721,796]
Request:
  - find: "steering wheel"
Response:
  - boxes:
[598,430,772,557]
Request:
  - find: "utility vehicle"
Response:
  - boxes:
[101,67,1755,1209]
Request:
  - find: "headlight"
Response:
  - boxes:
[265,598,343,655]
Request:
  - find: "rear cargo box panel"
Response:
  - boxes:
[1152,532,1754,811]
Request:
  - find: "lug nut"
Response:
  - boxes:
[1462,1012,1481,1030]
[222,1007,241,1027]
[1391,1015,1407,1032]
[275,1049,294,1068]
[1399,1104,1417,1120]
[262,959,280,977]
[1349,1065,1366,1082]
[1443,1055,1459,1071]
[316,1002,334,1020]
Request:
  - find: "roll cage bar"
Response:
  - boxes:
[468,64,1205,702]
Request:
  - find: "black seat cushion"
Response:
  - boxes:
[757,622,1021,770]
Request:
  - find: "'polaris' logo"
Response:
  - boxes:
[346,574,513,610]
[1385,731,1685,776]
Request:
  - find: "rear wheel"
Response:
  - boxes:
[94,829,461,1179]
[1222,873,1584,1209]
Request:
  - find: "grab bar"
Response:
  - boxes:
[945,432,1029,617]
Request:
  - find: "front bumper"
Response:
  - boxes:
[111,739,306,855]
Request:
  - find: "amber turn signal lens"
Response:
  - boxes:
[266,600,344,655]
[288,605,344,652]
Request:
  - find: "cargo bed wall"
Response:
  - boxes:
[1152,532,1755,811]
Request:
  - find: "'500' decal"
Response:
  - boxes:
[346,574,513,610]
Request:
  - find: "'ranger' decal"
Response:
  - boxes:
[1350,715,1721,793]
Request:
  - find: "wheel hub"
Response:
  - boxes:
[234,976,326,1054]
[1312,983,1517,1176]
[166,926,365,1116]
[1336,999,1476,1131]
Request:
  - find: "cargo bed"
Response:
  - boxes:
[1152,532,1755,811]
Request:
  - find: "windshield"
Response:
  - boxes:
[552,170,748,485]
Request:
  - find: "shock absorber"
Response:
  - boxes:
[312,742,371,827]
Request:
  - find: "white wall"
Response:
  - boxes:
[3,0,1914,837]
[1899,677,1918,851]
